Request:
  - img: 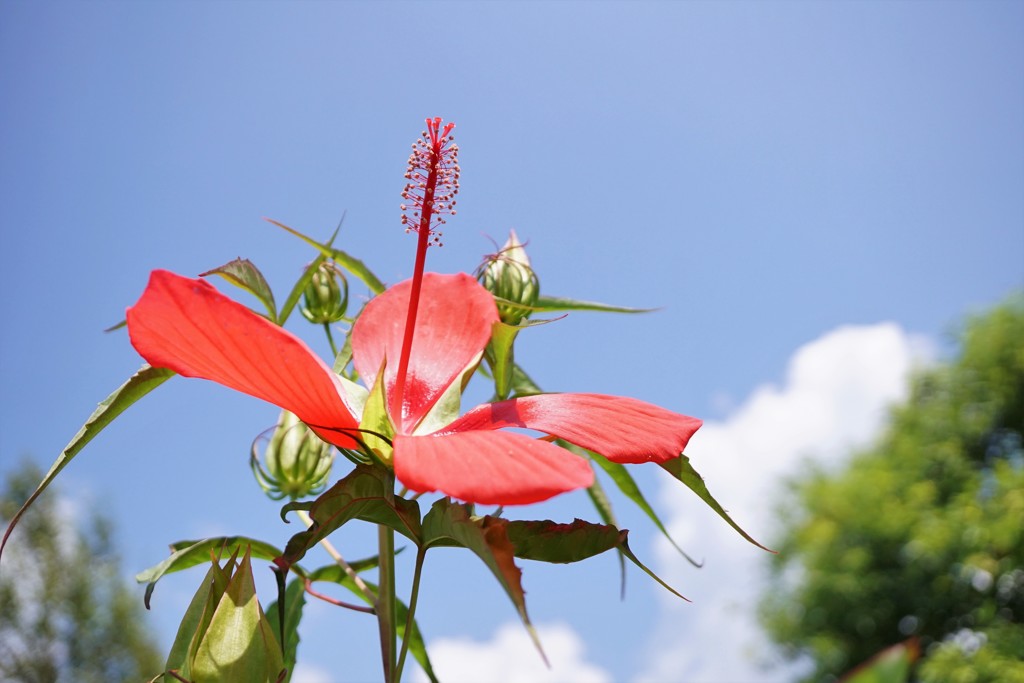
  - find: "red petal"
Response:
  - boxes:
[352,273,498,433]
[126,270,360,449]
[443,393,702,464]
[393,431,593,505]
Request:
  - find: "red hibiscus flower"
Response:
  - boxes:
[126,269,702,505]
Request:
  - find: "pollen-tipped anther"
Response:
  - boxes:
[400,117,459,248]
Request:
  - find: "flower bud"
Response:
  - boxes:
[300,262,349,324]
[251,410,334,500]
[475,230,540,326]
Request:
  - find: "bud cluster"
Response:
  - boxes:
[401,117,460,247]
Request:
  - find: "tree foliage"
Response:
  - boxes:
[759,295,1024,682]
[0,461,163,682]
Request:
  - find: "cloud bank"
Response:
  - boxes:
[413,621,612,683]
[638,322,926,682]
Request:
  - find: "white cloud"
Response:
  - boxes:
[414,621,612,683]
[291,661,334,683]
[636,323,927,683]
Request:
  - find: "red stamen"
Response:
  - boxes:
[393,118,459,426]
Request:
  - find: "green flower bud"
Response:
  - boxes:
[169,548,285,681]
[300,262,349,324]
[475,230,540,326]
[251,410,334,500]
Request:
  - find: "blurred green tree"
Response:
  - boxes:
[0,461,163,682]
[759,296,1024,682]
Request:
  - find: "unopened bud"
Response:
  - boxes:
[301,262,349,324]
[251,410,334,500]
[475,230,540,326]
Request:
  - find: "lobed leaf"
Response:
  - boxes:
[277,466,421,568]
[421,499,547,666]
[505,518,624,564]
[504,517,687,601]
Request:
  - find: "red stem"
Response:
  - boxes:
[392,129,441,428]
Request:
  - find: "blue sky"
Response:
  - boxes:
[1,2,1022,681]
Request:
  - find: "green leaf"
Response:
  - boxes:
[201,258,278,323]
[660,454,774,553]
[358,360,395,463]
[504,518,687,601]
[277,466,422,568]
[332,325,355,374]
[136,536,287,609]
[192,549,285,683]
[394,584,439,683]
[840,639,920,683]
[1,364,175,561]
[279,252,328,326]
[505,518,624,563]
[264,577,306,683]
[584,475,627,597]
[277,225,341,325]
[267,218,386,295]
[582,446,702,567]
[534,294,655,314]
[509,363,543,398]
[487,322,519,400]
[305,554,384,583]
[421,499,547,665]
[617,533,689,601]
[487,318,562,400]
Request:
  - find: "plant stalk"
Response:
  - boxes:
[376,473,399,682]
[394,547,427,681]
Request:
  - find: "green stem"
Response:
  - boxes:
[323,323,339,359]
[376,476,398,682]
[394,547,427,682]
